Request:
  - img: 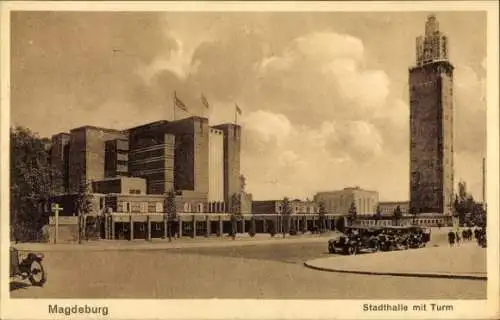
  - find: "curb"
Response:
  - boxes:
[14,236,330,252]
[303,261,487,281]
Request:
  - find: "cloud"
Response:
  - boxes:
[11,12,487,202]
[454,64,486,154]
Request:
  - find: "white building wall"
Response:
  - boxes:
[208,129,224,202]
[315,188,379,215]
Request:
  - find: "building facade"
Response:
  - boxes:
[378,201,410,215]
[410,14,454,216]
[213,123,241,210]
[128,121,175,195]
[50,132,71,194]
[66,126,127,193]
[314,187,378,216]
[51,115,243,218]
[252,199,317,215]
[208,128,224,202]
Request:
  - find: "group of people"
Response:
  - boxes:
[447,227,486,247]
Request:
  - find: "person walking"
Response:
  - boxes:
[455,231,461,246]
[447,231,455,247]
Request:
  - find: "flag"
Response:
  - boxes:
[174,91,188,112]
[201,94,210,109]
[235,104,242,115]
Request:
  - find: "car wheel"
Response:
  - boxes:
[28,259,46,287]
[348,246,357,255]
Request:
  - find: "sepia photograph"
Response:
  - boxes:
[1,1,499,320]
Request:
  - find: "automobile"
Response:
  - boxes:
[328,227,381,255]
[407,226,431,248]
[377,231,398,252]
[10,246,47,286]
[328,230,360,255]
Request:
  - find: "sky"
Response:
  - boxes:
[10,11,487,202]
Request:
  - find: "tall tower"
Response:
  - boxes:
[409,14,454,215]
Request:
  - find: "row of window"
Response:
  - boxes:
[276,206,316,213]
[117,201,210,213]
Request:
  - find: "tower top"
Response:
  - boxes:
[415,14,449,66]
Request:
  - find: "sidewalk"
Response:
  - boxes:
[13,232,337,252]
[304,241,487,280]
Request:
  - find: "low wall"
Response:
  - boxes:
[48,216,79,243]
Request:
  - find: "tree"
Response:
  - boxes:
[347,202,357,226]
[164,190,177,241]
[393,205,402,226]
[374,205,382,225]
[454,181,478,226]
[281,197,292,238]
[318,201,327,232]
[240,174,246,193]
[74,179,94,243]
[230,193,241,239]
[10,126,55,242]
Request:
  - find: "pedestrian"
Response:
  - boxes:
[455,231,461,246]
[447,231,455,247]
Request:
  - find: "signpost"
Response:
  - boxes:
[51,203,64,244]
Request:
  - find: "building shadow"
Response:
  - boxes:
[10,281,30,292]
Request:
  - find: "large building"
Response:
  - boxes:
[314,187,378,216]
[409,14,454,216]
[50,116,243,215]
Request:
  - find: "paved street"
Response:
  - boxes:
[10,239,486,299]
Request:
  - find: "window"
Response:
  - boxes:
[156,202,163,213]
[140,202,148,213]
[122,202,130,213]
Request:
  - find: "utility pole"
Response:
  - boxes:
[482,157,486,210]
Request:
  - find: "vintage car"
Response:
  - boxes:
[328,227,381,255]
[10,246,47,286]
[407,226,431,248]
[328,230,359,255]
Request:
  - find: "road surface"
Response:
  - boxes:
[10,240,486,299]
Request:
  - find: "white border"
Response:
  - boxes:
[1,2,499,320]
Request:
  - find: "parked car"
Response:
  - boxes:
[328,227,381,255]
[10,246,47,286]
[328,231,359,255]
